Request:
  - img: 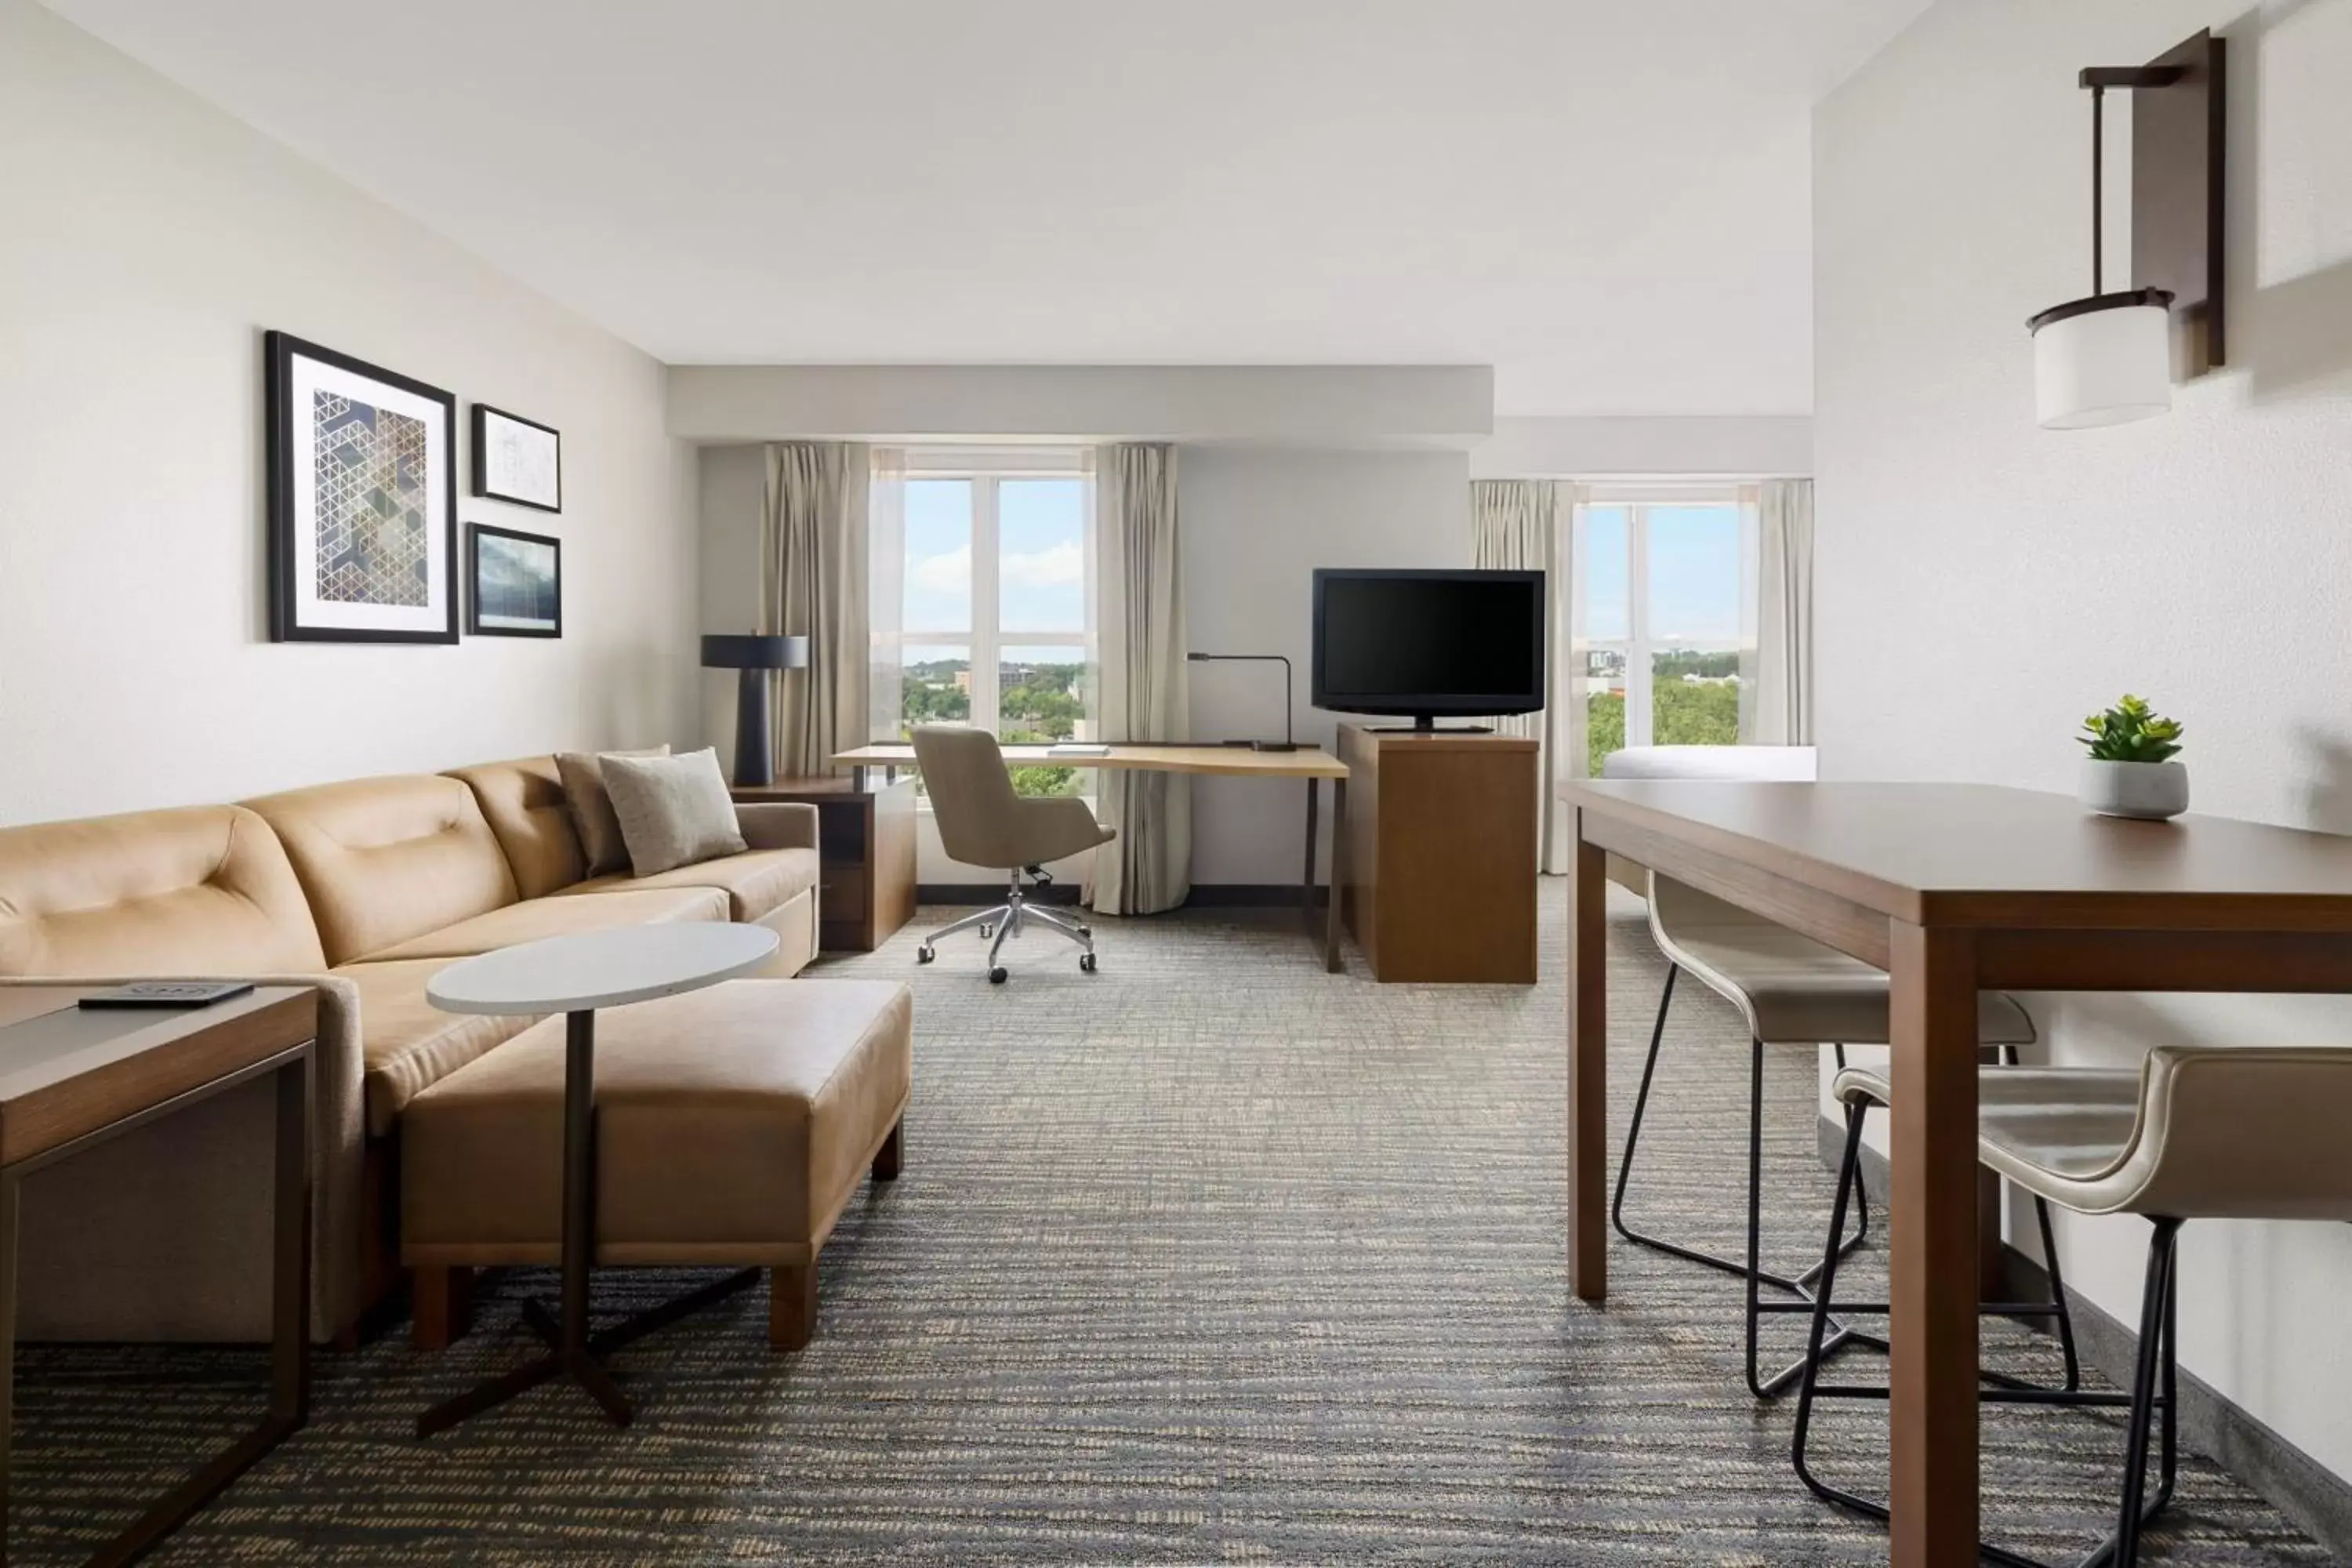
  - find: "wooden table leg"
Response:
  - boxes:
[1323,778,1348,973]
[1567,821,1607,1301]
[1889,921,1981,1567]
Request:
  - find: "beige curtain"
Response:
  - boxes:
[866,449,907,742]
[1755,477,1815,746]
[1471,479,1573,874]
[1088,444,1191,914]
[761,442,871,778]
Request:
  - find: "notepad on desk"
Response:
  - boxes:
[1047,743,1112,757]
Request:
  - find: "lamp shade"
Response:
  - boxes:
[700,633,808,670]
[2030,290,2174,430]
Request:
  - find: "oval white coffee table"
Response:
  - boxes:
[417,921,778,1436]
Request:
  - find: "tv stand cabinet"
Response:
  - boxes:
[1335,723,1538,983]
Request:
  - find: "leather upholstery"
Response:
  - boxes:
[736,802,820,853]
[557,848,817,923]
[244,776,520,967]
[0,805,327,976]
[912,726,1114,871]
[402,980,913,1265]
[1649,874,2034,1047]
[353,884,725,964]
[1835,1049,2352,1221]
[336,959,537,1135]
[446,757,586,899]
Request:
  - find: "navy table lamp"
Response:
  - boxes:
[702,633,809,787]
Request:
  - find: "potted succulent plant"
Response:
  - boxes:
[2078,695,2188,819]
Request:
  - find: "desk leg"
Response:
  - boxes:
[1567,821,1607,1301]
[1889,921,1981,1568]
[1323,779,1348,973]
[1301,780,1320,934]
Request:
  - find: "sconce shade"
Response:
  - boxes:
[2031,290,2175,430]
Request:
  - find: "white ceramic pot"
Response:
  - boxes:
[2079,759,2189,820]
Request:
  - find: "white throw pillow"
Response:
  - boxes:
[599,747,747,878]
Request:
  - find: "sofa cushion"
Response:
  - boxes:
[0,805,327,975]
[402,979,913,1261]
[601,749,746,877]
[446,757,586,900]
[244,776,521,967]
[336,960,534,1136]
[353,885,728,965]
[556,848,818,924]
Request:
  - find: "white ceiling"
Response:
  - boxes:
[44,0,1930,416]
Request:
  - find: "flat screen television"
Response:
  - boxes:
[1310,568,1546,731]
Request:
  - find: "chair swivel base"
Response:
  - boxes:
[916,871,1097,982]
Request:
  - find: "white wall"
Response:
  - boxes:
[1816,0,2352,1479]
[1471,415,1813,478]
[671,365,1493,448]
[1181,447,1471,884]
[0,0,700,824]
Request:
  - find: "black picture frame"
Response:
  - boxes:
[265,330,460,644]
[470,403,563,513]
[466,523,563,638]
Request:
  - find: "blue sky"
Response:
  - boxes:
[903,478,1086,640]
[1582,503,1744,643]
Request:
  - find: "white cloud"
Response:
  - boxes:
[912,543,971,597]
[1000,539,1083,590]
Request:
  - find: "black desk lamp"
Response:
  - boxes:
[1187,652,1300,752]
[702,633,809,787]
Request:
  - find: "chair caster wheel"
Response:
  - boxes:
[988,967,1009,985]
[1077,926,1093,939]
[979,924,994,939]
[915,946,935,964]
[1079,953,1097,973]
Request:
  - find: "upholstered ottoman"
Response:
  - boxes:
[400,978,911,1351]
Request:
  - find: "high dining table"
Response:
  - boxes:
[1563,780,2352,1568]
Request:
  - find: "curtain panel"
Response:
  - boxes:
[1087,444,1191,915]
[1755,477,1815,746]
[760,442,872,778]
[1470,479,1575,875]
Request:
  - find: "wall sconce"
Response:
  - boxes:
[2030,30,2226,430]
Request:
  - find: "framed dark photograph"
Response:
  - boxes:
[471,404,562,512]
[266,331,459,644]
[466,523,562,637]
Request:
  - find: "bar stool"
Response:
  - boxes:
[1793,1047,2352,1566]
[1616,873,2038,1396]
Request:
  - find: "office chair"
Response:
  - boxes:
[909,725,1116,983]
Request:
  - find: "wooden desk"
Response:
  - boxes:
[1563,782,2352,1568]
[833,742,1352,972]
[0,984,315,1566]
[733,777,919,951]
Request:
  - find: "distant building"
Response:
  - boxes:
[953,669,971,694]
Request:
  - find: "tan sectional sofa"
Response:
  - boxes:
[0,755,821,1344]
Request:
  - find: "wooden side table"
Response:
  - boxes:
[0,984,315,1567]
[733,777,918,951]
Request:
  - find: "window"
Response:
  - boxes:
[1573,488,1759,776]
[885,450,1094,797]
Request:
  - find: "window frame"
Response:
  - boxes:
[890,447,1094,758]
[1574,483,1757,761]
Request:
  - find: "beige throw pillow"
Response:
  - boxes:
[601,747,747,878]
[557,746,671,877]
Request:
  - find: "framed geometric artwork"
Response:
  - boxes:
[471,404,562,513]
[466,523,562,638]
[265,331,459,644]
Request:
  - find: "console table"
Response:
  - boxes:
[0,983,314,1567]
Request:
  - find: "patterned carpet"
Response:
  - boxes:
[9,888,2335,1564]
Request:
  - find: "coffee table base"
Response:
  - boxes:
[416,1267,760,1436]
